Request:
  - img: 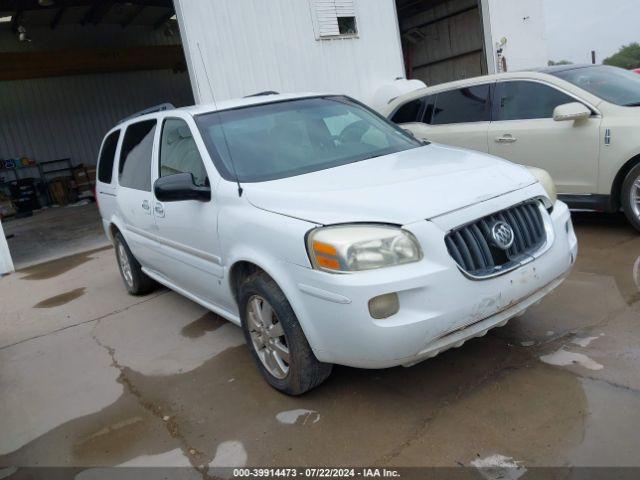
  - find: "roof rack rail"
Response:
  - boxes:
[244,91,280,98]
[118,103,175,124]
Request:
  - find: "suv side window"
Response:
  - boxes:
[97,130,120,184]
[391,98,423,123]
[431,85,491,125]
[119,120,156,191]
[495,81,576,121]
[159,118,208,187]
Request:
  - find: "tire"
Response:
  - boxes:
[238,271,332,395]
[114,232,156,295]
[621,163,640,232]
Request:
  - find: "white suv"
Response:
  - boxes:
[96,93,577,394]
[385,65,640,230]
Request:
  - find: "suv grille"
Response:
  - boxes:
[445,201,547,278]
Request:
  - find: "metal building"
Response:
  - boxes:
[175,0,549,105]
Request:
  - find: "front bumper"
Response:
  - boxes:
[288,188,577,369]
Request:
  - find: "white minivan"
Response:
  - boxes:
[96,93,577,394]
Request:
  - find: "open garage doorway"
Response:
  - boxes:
[0,0,193,269]
[395,0,489,86]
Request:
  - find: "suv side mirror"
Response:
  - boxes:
[154,173,211,202]
[553,102,591,122]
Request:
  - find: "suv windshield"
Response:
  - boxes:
[195,96,422,182]
[552,65,640,107]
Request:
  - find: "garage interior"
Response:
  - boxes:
[396,0,488,86]
[0,0,194,268]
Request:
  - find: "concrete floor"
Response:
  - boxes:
[3,202,109,270]
[1,212,639,476]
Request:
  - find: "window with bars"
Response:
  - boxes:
[312,0,358,39]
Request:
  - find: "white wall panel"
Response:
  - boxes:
[174,0,405,105]
[485,0,548,72]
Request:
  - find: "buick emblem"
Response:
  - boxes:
[491,221,515,250]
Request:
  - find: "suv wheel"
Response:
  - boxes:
[114,232,156,295]
[622,163,640,232]
[238,271,332,395]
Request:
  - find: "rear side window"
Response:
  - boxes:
[119,120,156,191]
[97,130,120,184]
[391,98,423,124]
[495,81,576,121]
[432,85,491,125]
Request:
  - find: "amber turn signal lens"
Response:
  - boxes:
[312,241,340,270]
[316,256,341,270]
[313,242,337,256]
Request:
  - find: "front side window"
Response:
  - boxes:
[119,120,156,191]
[495,81,576,121]
[98,130,120,184]
[195,96,422,183]
[553,65,640,107]
[431,85,491,125]
[159,118,208,187]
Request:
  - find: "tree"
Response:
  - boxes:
[548,59,572,66]
[603,43,640,69]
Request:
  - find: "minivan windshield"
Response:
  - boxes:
[195,96,422,182]
[552,65,640,106]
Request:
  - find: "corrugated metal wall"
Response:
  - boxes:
[0,24,193,170]
[0,71,193,170]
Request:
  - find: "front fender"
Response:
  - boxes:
[219,200,323,353]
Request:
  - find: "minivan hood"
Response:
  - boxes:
[243,144,536,225]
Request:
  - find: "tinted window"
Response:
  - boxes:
[391,98,423,123]
[160,118,208,187]
[553,65,640,106]
[422,95,436,124]
[432,85,491,125]
[119,120,156,191]
[195,96,421,183]
[495,81,576,120]
[97,130,120,184]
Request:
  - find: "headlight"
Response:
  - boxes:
[525,166,557,203]
[307,225,422,273]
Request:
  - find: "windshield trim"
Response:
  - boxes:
[194,95,425,183]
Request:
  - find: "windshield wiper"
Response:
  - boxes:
[623,102,640,107]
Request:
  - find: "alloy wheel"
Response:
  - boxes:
[631,175,640,220]
[246,295,290,379]
[117,242,134,288]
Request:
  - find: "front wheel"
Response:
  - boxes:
[621,163,640,232]
[238,271,332,395]
[114,232,156,295]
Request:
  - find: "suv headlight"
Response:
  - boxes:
[307,225,423,273]
[525,166,557,204]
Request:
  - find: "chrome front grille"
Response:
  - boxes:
[445,200,547,278]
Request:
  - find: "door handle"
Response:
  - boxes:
[495,134,517,144]
[141,200,150,211]
[154,202,165,218]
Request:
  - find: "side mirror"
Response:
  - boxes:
[553,102,591,122]
[154,173,211,202]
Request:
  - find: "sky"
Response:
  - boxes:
[544,0,640,64]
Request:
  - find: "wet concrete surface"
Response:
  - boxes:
[1,212,639,474]
[3,203,110,270]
